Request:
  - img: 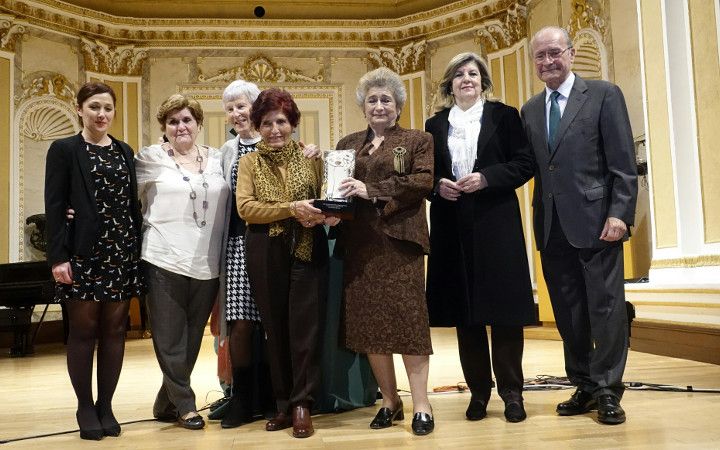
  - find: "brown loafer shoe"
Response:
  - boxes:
[266,412,292,432]
[292,404,314,438]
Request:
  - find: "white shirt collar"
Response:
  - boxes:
[545,72,575,102]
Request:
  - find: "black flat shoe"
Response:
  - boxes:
[465,398,487,421]
[177,414,205,430]
[369,399,404,429]
[597,395,625,425]
[411,412,434,436]
[557,389,597,416]
[504,401,527,423]
[76,411,103,441]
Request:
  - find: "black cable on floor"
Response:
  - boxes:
[2,377,718,444]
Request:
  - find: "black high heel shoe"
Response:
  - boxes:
[76,411,103,441]
[96,403,121,437]
[369,399,404,429]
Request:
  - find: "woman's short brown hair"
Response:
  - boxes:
[77,81,116,108]
[156,94,204,131]
[250,88,301,130]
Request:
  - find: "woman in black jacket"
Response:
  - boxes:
[45,82,143,440]
[425,53,535,423]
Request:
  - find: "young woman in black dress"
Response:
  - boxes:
[45,82,143,440]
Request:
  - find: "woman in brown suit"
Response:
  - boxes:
[337,67,435,435]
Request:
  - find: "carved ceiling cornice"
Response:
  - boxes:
[0,0,529,49]
[0,14,25,51]
[568,0,608,42]
[367,41,427,75]
[80,37,147,76]
[474,2,527,52]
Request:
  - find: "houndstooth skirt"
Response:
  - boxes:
[225,234,261,322]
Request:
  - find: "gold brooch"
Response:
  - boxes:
[392,147,407,174]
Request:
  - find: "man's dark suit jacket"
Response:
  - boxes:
[44,132,142,266]
[521,74,637,250]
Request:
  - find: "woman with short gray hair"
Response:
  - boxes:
[217,79,271,428]
[336,67,436,435]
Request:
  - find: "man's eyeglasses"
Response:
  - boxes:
[533,47,573,63]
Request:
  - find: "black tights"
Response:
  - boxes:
[228,319,253,368]
[65,299,130,428]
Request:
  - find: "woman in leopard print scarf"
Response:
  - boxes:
[236,88,338,438]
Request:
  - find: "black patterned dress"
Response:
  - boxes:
[55,142,142,302]
[225,140,261,322]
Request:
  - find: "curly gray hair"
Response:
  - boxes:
[355,67,406,112]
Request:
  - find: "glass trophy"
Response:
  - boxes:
[315,149,356,219]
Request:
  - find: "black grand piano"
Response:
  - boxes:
[0,261,58,356]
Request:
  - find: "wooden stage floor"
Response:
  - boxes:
[1,328,719,449]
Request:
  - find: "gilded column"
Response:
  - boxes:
[0,16,24,262]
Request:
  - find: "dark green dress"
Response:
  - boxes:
[314,233,377,413]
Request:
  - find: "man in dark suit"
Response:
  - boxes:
[521,26,637,424]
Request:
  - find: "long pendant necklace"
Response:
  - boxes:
[167,144,209,228]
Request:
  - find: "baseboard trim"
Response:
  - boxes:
[630,319,720,365]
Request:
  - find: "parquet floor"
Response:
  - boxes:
[1,328,719,449]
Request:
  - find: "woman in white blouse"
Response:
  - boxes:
[425,53,535,423]
[135,94,229,430]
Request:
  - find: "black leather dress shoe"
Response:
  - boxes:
[177,414,205,430]
[411,412,434,436]
[597,395,625,424]
[465,399,487,421]
[504,401,527,423]
[369,400,404,429]
[556,390,597,416]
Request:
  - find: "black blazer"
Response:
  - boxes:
[44,132,142,266]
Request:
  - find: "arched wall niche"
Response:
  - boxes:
[572,28,608,81]
[12,73,80,261]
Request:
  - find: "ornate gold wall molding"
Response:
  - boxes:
[80,37,147,76]
[474,2,528,52]
[367,41,426,75]
[1,0,529,48]
[15,70,74,106]
[651,255,720,269]
[198,55,324,84]
[0,14,25,51]
[568,0,608,42]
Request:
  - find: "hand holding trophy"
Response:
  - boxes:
[315,149,356,219]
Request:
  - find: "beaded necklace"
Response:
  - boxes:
[165,143,209,228]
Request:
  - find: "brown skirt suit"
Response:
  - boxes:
[336,125,434,355]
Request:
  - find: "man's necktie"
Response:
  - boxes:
[548,91,561,150]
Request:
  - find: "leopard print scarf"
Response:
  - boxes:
[253,139,317,261]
